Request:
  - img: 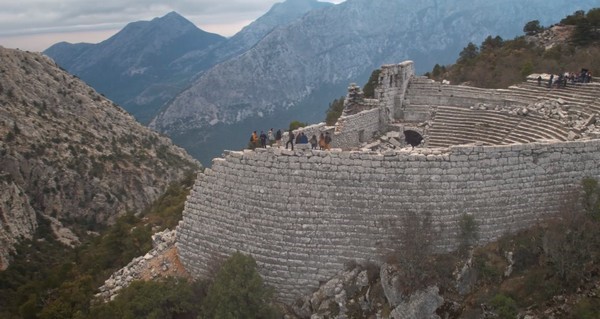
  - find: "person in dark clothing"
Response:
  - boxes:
[310,135,318,149]
[299,132,309,144]
[286,130,295,150]
[259,131,267,148]
[548,74,554,88]
[275,129,282,146]
[537,75,542,86]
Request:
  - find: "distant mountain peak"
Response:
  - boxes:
[151,11,190,25]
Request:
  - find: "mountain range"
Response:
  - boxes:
[0,46,200,270]
[44,0,600,165]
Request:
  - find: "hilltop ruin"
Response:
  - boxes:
[176,61,600,302]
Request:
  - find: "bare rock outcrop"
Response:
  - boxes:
[0,46,200,269]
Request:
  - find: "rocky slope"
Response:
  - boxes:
[150,0,598,164]
[0,46,200,270]
[44,12,226,124]
[208,0,333,64]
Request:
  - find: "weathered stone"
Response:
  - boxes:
[389,286,444,319]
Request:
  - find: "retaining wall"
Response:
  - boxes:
[177,139,600,303]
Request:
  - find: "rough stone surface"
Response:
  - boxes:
[389,286,444,319]
[0,47,200,269]
[96,229,186,301]
[177,61,600,303]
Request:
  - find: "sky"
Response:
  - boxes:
[0,0,345,52]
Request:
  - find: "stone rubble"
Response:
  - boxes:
[95,229,178,301]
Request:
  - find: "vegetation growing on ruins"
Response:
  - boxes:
[426,8,600,88]
[288,120,307,131]
[363,69,381,98]
[325,96,345,125]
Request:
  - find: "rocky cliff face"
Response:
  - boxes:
[0,46,200,269]
[209,0,334,63]
[150,0,598,164]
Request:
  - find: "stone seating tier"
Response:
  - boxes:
[425,106,569,148]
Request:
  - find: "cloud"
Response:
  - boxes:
[0,0,344,36]
[0,0,345,51]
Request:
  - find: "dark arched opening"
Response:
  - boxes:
[404,130,423,148]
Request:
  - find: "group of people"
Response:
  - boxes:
[249,128,283,148]
[285,130,332,151]
[537,69,593,88]
[249,128,332,151]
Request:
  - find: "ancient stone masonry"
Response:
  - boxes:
[178,141,600,302]
[177,60,600,303]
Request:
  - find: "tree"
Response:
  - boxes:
[481,35,504,51]
[523,20,543,35]
[561,10,586,25]
[325,97,345,125]
[203,252,279,319]
[362,69,381,98]
[458,42,479,64]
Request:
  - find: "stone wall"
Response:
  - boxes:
[177,139,600,303]
[377,61,415,121]
[333,108,382,148]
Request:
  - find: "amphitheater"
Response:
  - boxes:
[176,61,600,303]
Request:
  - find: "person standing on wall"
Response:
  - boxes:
[267,128,274,145]
[286,129,295,150]
[275,129,282,146]
[324,132,332,150]
[260,131,267,148]
[250,131,258,148]
[319,133,326,150]
[310,134,318,149]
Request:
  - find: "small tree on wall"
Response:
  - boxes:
[385,211,439,295]
[458,213,479,256]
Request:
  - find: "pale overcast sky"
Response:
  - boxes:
[0,0,345,52]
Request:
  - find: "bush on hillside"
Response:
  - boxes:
[203,252,280,319]
[523,20,544,35]
[89,278,205,319]
[428,8,600,88]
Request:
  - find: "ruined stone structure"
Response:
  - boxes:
[177,61,600,303]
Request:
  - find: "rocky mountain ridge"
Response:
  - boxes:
[0,46,200,270]
[44,11,226,124]
[43,1,330,126]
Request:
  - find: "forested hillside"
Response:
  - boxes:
[427,8,600,88]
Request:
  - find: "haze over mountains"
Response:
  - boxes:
[44,0,599,165]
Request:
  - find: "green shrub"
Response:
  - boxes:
[363,69,381,98]
[458,213,479,253]
[203,252,279,319]
[289,120,307,131]
[571,296,600,319]
[489,293,518,319]
[90,278,204,319]
[325,97,345,126]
